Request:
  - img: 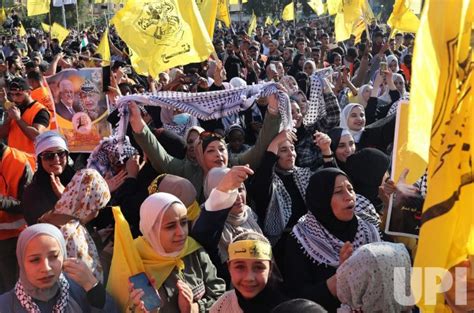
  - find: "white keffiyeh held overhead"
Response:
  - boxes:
[303,67,334,126]
[114,82,292,139]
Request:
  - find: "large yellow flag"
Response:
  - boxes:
[51,22,70,45]
[265,16,273,26]
[27,0,51,16]
[107,207,145,313]
[343,0,374,25]
[308,0,325,16]
[216,0,231,27]
[111,0,214,77]
[96,27,111,66]
[248,12,257,36]
[327,0,342,16]
[334,13,352,42]
[387,0,420,33]
[282,2,295,21]
[411,0,474,311]
[196,0,219,38]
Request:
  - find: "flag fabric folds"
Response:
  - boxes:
[248,12,257,36]
[308,0,325,16]
[27,0,51,16]
[196,0,219,38]
[411,0,474,311]
[327,0,341,15]
[111,0,214,77]
[282,2,295,21]
[216,0,231,27]
[41,22,51,33]
[51,22,70,45]
[106,207,145,313]
[0,8,6,24]
[387,0,420,33]
[265,16,273,26]
[19,23,27,37]
[96,28,111,66]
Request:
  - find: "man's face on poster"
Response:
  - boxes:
[59,80,75,107]
[80,91,100,111]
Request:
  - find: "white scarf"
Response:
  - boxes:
[210,290,243,313]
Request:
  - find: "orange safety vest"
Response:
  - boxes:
[0,147,33,240]
[31,87,57,130]
[8,101,50,154]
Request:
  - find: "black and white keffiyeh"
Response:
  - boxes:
[264,167,312,244]
[303,68,334,126]
[15,273,69,313]
[114,82,292,139]
[292,212,381,267]
[355,193,381,229]
[87,135,138,176]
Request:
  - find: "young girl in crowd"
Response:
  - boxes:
[210,232,287,313]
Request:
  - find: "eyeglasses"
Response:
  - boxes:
[40,150,68,161]
[199,131,223,140]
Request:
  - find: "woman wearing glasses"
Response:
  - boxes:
[128,95,281,200]
[21,131,75,225]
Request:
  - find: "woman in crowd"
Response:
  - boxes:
[283,168,380,312]
[52,169,111,283]
[21,131,75,225]
[326,127,356,172]
[210,232,287,313]
[191,165,261,284]
[128,95,281,199]
[129,192,225,312]
[0,223,118,312]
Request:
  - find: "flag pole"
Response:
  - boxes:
[293,0,296,29]
[75,1,80,33]
[61,4,67,28]
[238,0,242,29]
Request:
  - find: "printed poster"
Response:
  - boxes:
[46,68,111,152]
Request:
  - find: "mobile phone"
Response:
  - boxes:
[129,272,161,311]
[379,61,387,74]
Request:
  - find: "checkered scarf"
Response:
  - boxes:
[303,68,333,126]
[15,273,69,313]
[114,82,292,139]
[87,135,138,177]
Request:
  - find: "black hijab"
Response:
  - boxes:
[327,127,353,172]
[344,148,390,210]
[235,284,287,313]
[288,53,305,77]
[305,168,359,242]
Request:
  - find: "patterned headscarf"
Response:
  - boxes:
[54,169,111,283]
[87,135,138,176]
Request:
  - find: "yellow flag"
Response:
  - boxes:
[216,0,231,27]
[334,13,352,42]
[196,0,219,38]
[248,12,257,35]
[19,23,27,37]
[282,2,294,21]
[411,0,474,311]
[343,0,374,25]
[106,207,145,313]
[273,17,280,26]
[27,0,51,16]
[265,16,273,26]
[51,22,70,45]
[387,0,420,33]
[0,7,7,24]
[41,22,51,33]
[308,0,325,16]
[111,0,214,77]
[327,0,342,15]
[352,18,366,45]
[229,0,247,3]
[96,27,111,66]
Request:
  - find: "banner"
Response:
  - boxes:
[46,69,111,152]
[27,0,51,16]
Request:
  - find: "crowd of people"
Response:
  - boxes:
[0,7,472,313]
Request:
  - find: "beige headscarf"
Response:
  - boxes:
[54,169,111,283]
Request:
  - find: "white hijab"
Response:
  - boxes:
[339,103,365,143]
[139,192,185,257]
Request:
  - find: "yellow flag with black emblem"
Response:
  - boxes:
[27,0,51,16]
[112,0,214,77]
[411,0,474,311]
[196,0,219,38]
[216,0,231,27]
[308,0,325,15]
[387,0,420,33]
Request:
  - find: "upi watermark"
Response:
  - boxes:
[394,267,468,306]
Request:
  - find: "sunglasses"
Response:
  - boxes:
[199,131,223,140]
[40,150,68,161]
